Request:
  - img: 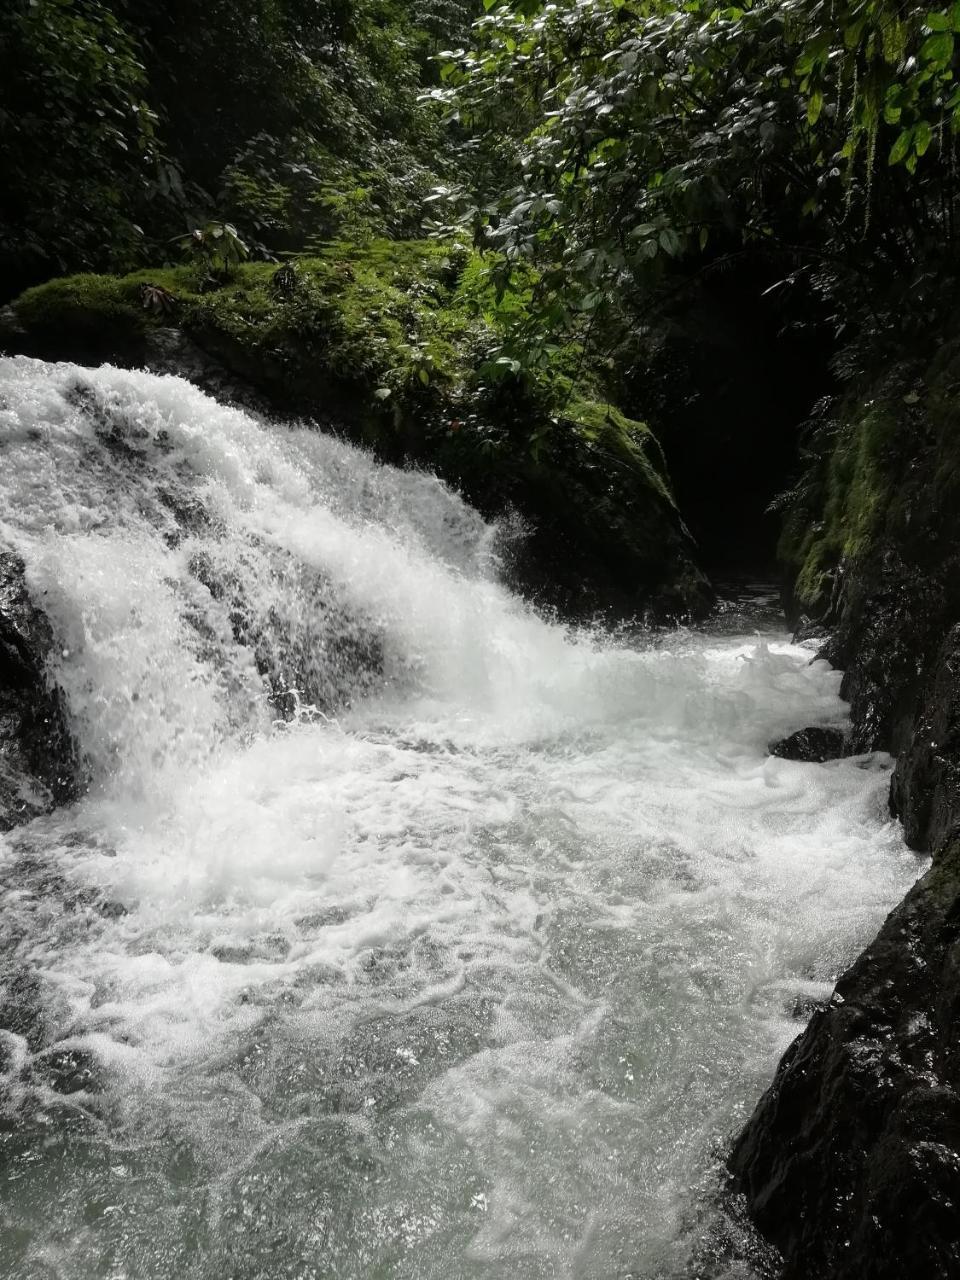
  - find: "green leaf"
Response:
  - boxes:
[926,11,952,31]
[807,89,824,126]
[915,119,934,155]
[889,128,914,164]
[921,30,955,63]
[844,20,865,47]
[658,227,681,256]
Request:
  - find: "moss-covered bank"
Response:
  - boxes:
[778,329,960,623]
[1,242,711,619]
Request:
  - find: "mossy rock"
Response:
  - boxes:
[778,372,925,617]
[5,242,711,618]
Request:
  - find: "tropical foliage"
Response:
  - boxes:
[0,0,475,296]
[0,0,160,282]
[431,0,960,360]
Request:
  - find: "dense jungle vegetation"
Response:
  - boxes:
[3,0,960,578]
[0,0,476,291]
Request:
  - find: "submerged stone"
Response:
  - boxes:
[0,967,49,1052]
[770,725,847,762]
[31,1046,100,1095]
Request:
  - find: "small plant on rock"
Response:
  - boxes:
[173,221,249,283]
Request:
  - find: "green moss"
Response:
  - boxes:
[13,243,675,481]
[563,398,674,504]
[16,271,163,336]
[777,394,904,611]
[778,345,960,614]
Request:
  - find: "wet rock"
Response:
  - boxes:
[792,614,830,644]
[31,1046,99,1095]
[64,380,152,464]
[789,992,829,1019]
[156,486,217,543]
[142,325,274,415]
[0,967,50,1051]
[0,305,28,351]
[891,623,960,856]
[99,899,128,920]
[211,934,290,965]
[734,594,960,1275]
[729,841,960,1280]
[188,549,386,719]
[770,725,847,762]
[818,544,960,762]
[0,548,81,829]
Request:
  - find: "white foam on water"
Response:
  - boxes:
[0,357,924,1279]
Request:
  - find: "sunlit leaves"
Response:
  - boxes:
[435,0,960,363]
[920,29,955,63]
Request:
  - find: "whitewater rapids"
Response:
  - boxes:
[0,357,922,1278]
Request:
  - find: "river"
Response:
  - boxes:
[0,358,922,1278]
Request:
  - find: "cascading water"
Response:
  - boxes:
[0,356,922,1279]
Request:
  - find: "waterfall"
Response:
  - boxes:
[0,357,922,1279]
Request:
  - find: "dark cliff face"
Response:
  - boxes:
[729,843,960,1280]
[892,625,960,855]
[0,551,82,830]
[729,342,960,1274]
